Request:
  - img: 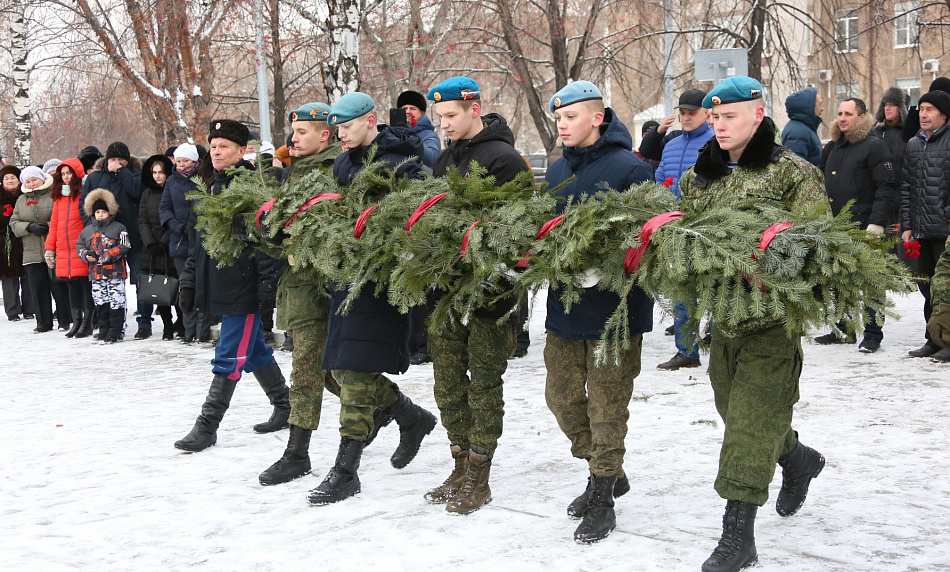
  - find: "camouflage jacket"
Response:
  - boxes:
[933,231,950,307]
[678,117,830,337]
[276,142,343,330]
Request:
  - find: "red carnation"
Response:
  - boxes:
[662,177,675,188]
[904,240,921,259]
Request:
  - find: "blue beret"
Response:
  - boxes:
[289,103,331,123]
[703,76,764,108]
[426,76,480,103]
[549,81,602,113]
[328,92,375,126]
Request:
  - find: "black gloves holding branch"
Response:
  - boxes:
[27,222,49,236]
[179,287,196,314]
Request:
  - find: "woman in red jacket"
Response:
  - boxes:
[44,158,94,338]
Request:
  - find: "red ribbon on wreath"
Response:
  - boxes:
[405,192,448,234]
[255,199,277,229]
[515,215,565,268]
[904,240,921,259]
[623,211,685,274]
[460,220,480,258]
[757,222,795,254]
[283,193,341,228]
[354,204,379,238]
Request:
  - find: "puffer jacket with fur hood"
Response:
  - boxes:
[9,173,55,265]
[76,189,130,280]
[79,155,143,250]
[872,87,910,184]
[820,112,898,227]
[44,158,88,279]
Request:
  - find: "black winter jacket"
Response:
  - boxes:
[179,160,283,315]
[820,115,898,227]
[901,123,950,239]
[544,109,655,341]
[433,113,531,320]
[872,123,907,187]
[80,157,144,250]
[139,155,174,275]
[159,167,199,258]
[334,125,424,185]
[323,128,423,374]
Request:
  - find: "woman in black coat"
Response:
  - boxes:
[1,165,31,320]
[137,154,183,340]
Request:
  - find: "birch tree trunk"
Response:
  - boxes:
[322,0,362,103]
[11,1,31,166]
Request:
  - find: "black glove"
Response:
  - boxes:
[147,242,165,255]
[257,299,275,316]
[231,214,250,243]
[28,222,49,236]
[85,250,99,261]
[179,287,195,314]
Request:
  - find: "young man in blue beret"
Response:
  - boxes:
[306,92,436,505]
[258,102,354,485]
[175,119,290,452]
[544,80,655,544]
[677,77,828,572]
[420,76,531,514]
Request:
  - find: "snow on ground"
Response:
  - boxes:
[1,288,948,571]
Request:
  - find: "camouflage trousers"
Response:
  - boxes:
[287,320,341,431]
[709,325,801,506]
[429,316,516,458]
[544,332,642,477]
[332,369,400,441]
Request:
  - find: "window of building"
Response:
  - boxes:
[836,82,859,105]
[897,77,921,106]
[835,9,859,53]
[894,2,920,48]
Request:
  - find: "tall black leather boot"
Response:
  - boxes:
[386,392,437,469]
[251,360,291,433]
[259,425,312,485]
[776,433,825,516]
[65,309,82,338]
[363,407,393,448]
[702,500,758,572]
[174,376,238,452]
[307,437,364,505]
[573,474,617,544]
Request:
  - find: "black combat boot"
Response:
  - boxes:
[702,500,758,572]
[567,470,630,519]
[386,392,437,469]
[776,434,825,516]
[65,309,82,338]
[307,437,364,505]
[363,407,393,448]
[251,360,291,433]
[573,474,617,544]
[259,425,312,486]
[174,376,238,452]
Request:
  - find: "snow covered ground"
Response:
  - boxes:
[2,288,948,571]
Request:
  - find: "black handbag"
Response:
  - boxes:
[137,254,178,306]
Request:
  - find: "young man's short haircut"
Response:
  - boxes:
[585,99,606,114]
[843,97,868,115]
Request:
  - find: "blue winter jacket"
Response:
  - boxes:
[545,109,655,341]
[654,121,714,199]
[780,87,823,166]
[159,168,198,258]
[408,115,442,168]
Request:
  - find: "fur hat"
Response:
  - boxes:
[209,119,250,146]
[105,142,131,162]
[876,87,908,125]
[0,165,21,184]
[397,90,427,113]
[84,188,119,217]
